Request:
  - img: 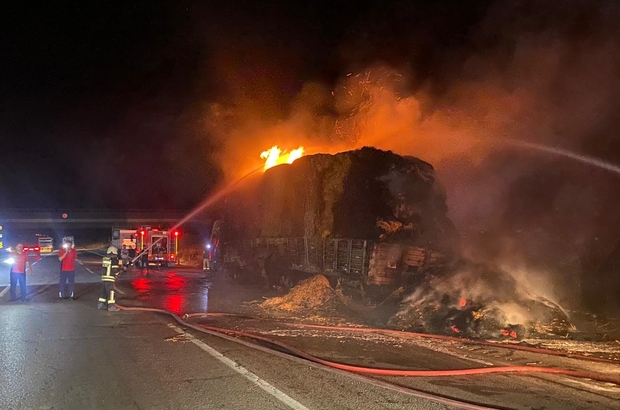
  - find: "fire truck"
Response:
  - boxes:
[111,228,137,250]
[38,235,54,253]
[136,226,179,267]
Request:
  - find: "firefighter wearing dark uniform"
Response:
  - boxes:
[98,246,121,311]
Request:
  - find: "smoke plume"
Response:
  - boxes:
[201,1,620,312]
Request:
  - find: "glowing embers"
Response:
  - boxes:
[260,146,304,170]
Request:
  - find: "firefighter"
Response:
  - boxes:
[98,246,121,311]
[128,246,136,269]
[203,244,212,272]
[140,248,149,274]
[121,245,129,271]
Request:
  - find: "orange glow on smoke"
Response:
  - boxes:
[260,145,304,170]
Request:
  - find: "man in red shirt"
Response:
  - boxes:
[9,243,33,302]
[58,241,79,300]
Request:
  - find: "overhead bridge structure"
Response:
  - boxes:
[0,209,204,230]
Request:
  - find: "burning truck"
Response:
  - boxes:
[215,146,573,339]
[215,147,455,285]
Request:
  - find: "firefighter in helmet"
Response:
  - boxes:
[98,246,121,311]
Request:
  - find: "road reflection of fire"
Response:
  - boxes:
[165,273,186,291]
[129,272,192,314]
[164,294,184,315]
[164,273,186,314]
[131,277,151,299]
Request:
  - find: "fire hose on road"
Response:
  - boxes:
[116,305,620,385]
[116,304,500,410]
[182,312,620,365]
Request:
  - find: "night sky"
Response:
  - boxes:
[1,0,619,219]
[0,0,495,210]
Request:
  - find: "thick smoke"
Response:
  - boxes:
[393,262,572,338]
[202,1,620,313]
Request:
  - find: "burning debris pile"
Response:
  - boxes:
[386,263,573,339]
[260,275,351,315]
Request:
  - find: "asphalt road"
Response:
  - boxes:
[0,251,619,410]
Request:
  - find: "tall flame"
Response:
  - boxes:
[260,146,304,170]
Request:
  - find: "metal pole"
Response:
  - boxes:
[175,235,179,265]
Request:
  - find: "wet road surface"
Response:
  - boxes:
[0,250,619,409]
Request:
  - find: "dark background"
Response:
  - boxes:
[0,0,496,209]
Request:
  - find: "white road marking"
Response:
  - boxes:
[83,249,105,257]
[167,324,310,410]
[76,260,96,274]
[32,252,55,266]
[563,378,620,392]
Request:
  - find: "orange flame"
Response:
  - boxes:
[260,146,304,170]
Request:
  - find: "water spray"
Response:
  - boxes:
[507,140,620,176]
[131,166,264,263]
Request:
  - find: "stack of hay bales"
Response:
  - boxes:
[249,146,455,249]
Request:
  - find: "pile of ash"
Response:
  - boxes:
[382,262,573,339]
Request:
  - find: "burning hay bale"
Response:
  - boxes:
[260,274,350,314]
[386,263,573,339]
[223,147,457,249]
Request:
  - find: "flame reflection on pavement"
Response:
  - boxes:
[128,271,211,315]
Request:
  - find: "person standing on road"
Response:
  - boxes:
[203,245,212,273]
[58,241,79,300]
[98,246,121,312]
[140,248,149,275]
[128,246,136,270]
[133,248,141,268]
[8,243,33,302]
[121,245,129,271]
